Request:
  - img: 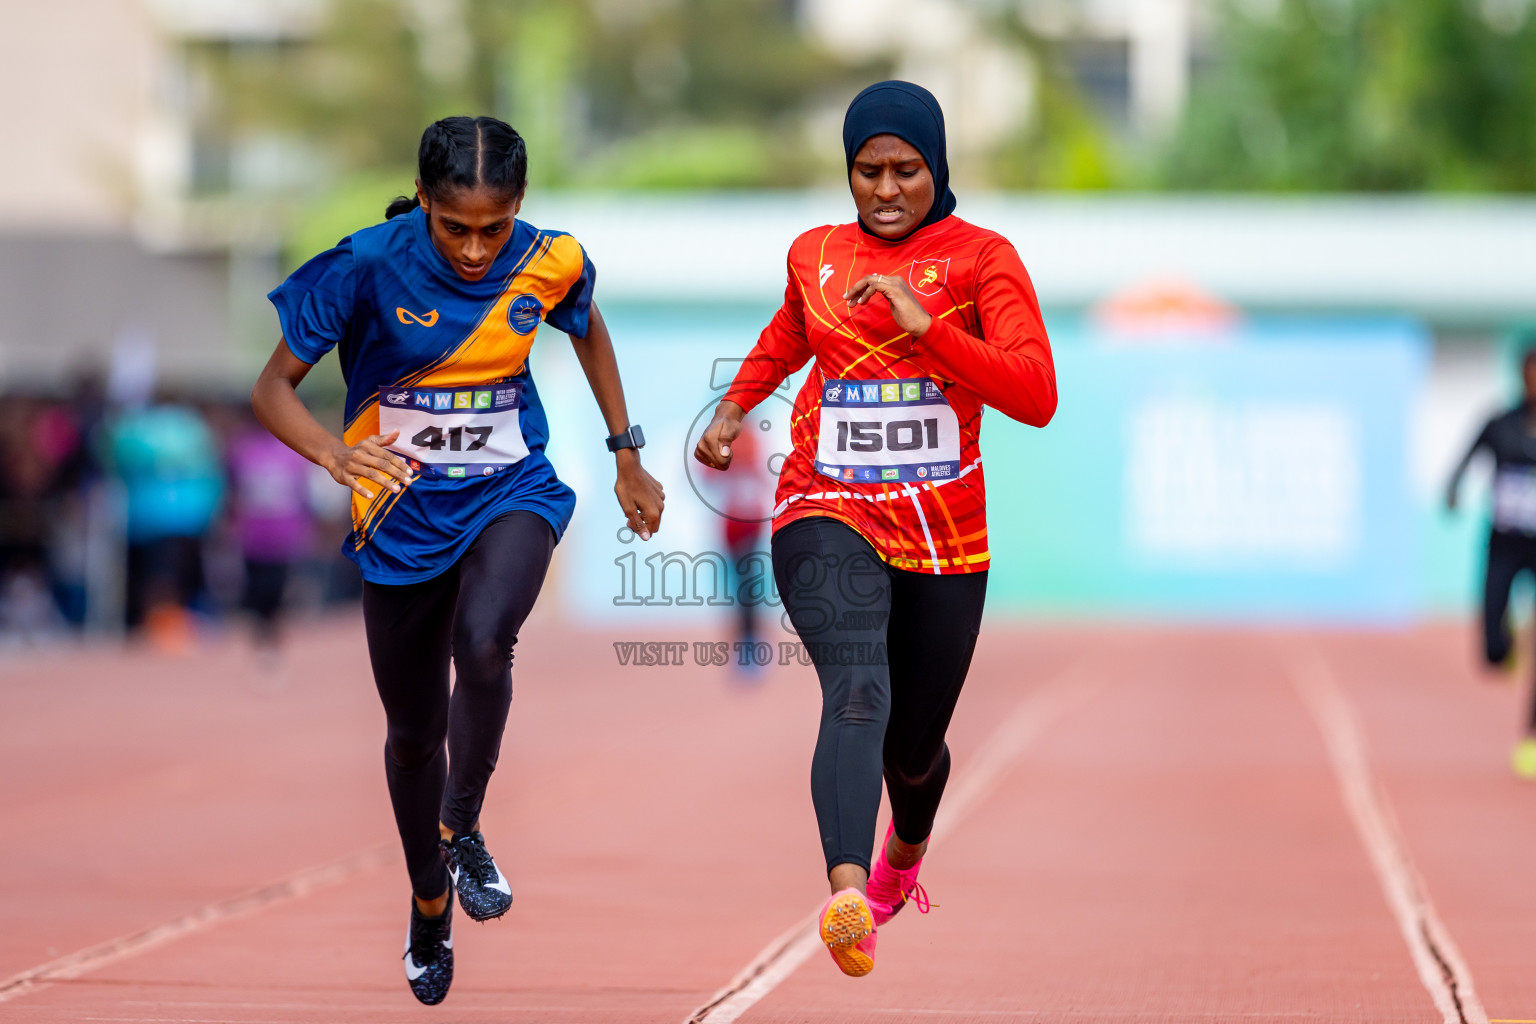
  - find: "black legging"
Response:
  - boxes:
[772,516,988,874]
[361,511,555,899]
[1483,529,1536,732]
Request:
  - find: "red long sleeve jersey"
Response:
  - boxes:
[724,216,1057,574]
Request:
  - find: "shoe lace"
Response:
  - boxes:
[451,832,495,885]
[900,881,934,914]
[406,914,444,965]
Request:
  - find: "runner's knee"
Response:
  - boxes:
[386,722,447,771]
[452,622,519,686]
[823,670,890,728]
[884,743,949,792]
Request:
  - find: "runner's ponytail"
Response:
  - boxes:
[384,195,419,219]
[384,116,529,219]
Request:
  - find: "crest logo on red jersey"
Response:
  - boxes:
[908,258,950,297]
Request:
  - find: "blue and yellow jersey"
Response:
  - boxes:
[268,207,591,584]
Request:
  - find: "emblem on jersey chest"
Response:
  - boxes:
[397,306,439,327]
[506,293,544,335]
[908,258,950,297]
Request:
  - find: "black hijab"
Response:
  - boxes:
[842,80,958,241]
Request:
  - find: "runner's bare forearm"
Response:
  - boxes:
[252,339,411,499]
[567,304,636,439]
[251,340,347,469]
[568,303,665,535]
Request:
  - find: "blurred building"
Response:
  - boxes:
[5,0,1536,635]
[8,0,1534,468]
[0,0,297,390]
[801,0,1206,168]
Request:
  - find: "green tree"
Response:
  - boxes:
[1162,0,1536,191]
[212,0,878,195]
[988,25,1131,190]
[571,0,880,188]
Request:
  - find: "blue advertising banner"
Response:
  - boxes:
[984,319,1430,622]
[533,306,1431,625]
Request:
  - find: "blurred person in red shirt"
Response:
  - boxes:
[714,424,774,678]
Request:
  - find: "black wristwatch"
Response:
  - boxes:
[605,424,646,452]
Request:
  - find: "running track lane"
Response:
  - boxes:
[1312,627,1536,1020]
[703,632,1461,1023]
[2,621,1535,1022]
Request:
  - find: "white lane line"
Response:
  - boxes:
[686,659,1098,1024]
[0,844,394,1005]
[1292,653,1489,1024]
[81,1009,674,1023]
[82,1018,295,1023]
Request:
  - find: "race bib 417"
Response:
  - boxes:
[377,383,529,479]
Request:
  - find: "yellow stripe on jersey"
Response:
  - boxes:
[413,233,585,388]
[341,232,587,544]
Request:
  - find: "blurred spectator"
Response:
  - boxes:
[228,412,315,657]
[712,426,775,681]
[105,401,224,648]
[50,371,108,627]
[0,383,363,651]
[0,393,91,644]
[308,457,365,606]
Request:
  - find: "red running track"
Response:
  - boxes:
[1,612,1534,1023]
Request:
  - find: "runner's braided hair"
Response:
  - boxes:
[385,116,528,219]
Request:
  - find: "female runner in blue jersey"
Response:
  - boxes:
[251,116,664,1005]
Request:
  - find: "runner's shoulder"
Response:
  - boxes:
[337,210,421,275]
[513,220,588,276]
[520,219,583,249]
[786,222,859,260]
[939,217,1017,255]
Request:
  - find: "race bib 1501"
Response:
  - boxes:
[815,377,960,484]
[377,383,529,479]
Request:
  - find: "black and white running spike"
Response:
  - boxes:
[403,896,453,1005]
[439,831,513,921]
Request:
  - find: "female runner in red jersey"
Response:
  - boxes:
[694,81,1056,977]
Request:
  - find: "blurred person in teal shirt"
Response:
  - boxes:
[106,402,224,644]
